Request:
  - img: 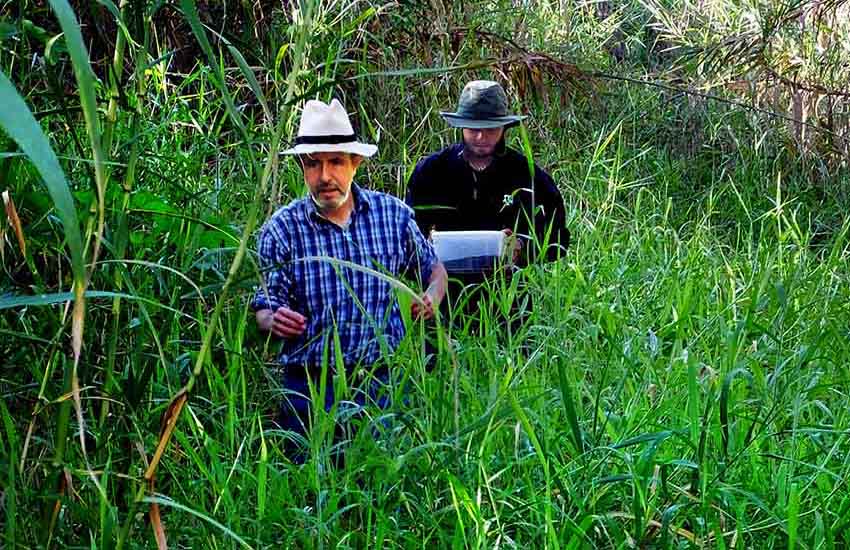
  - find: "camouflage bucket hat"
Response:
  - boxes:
[440,80,527,129]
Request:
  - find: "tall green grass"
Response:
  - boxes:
[1,0,849,548]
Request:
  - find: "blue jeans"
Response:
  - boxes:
[277,364,394,463]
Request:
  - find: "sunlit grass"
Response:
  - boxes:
[1,0,849,548]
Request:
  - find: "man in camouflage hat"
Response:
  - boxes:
[405,80,569,318]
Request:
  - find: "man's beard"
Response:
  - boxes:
[310,184,350,212]
[462,135,504,163]
[462,141,494,160]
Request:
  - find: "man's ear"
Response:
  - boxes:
[350,154,364,170]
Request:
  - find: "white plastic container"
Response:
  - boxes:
[431,230,506,273]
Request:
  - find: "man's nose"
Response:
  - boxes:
[320,162,332,182]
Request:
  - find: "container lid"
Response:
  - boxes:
[431,230,506,273]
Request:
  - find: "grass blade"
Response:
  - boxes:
[556,359,585,454]
[1,401,18,544]
[687,351,699,445]
[256,417,268,522]
[44,2,109,497]
[788,483,800,549]
[48,0,109,273]
[142,495,253,549]
[150,498,167,549]
[720,368,752,459]
[2,190,26,256]
[225,41,272,122]
[0,71,84,286]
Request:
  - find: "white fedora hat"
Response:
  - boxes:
[282,98,378,157]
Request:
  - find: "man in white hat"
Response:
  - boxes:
[252,98,447,461]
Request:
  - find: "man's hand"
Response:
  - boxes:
[411,261,447,321]
[411,292,435,321]
[256,307,307,338]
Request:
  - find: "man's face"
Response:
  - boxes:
[462,127,504,158]
[300,152,362,212]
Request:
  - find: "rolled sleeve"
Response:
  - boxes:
[252,223,293,312]
[403,212,438,286]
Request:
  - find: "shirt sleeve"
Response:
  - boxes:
[402,208,438,286]
[251,221,293,312]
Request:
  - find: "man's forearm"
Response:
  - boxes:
[426,262,448,304]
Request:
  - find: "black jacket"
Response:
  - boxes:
[405,143,570,264]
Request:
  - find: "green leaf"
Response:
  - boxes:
[48,0,104,163]
[256,417,267,521]
[49,0,109,266]
[273,43,289,78]
[0,290,200,322]
[49,0,108,359]
[0,20,18,42]
[225,42,271,121]
[196,228,230,249]
[129,191,177,237]
[720,367,752,459]
[1,400,18,544]
[0,290,126,309]
[0,71,84,285]
[21,19,50,43]
[659,504,685,549]
[788,483,800,549]
[129,190,177,214]
[557,359,585,453]
[44,32,68,65]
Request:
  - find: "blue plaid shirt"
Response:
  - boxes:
[252,184,438,368]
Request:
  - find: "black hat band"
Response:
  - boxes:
[294,133,357,145]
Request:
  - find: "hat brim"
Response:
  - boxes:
[281,142,378,157]
[440,112,526,129]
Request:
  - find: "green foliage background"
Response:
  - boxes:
[1,0,849,547]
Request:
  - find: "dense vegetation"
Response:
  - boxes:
[1,0,849,547]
